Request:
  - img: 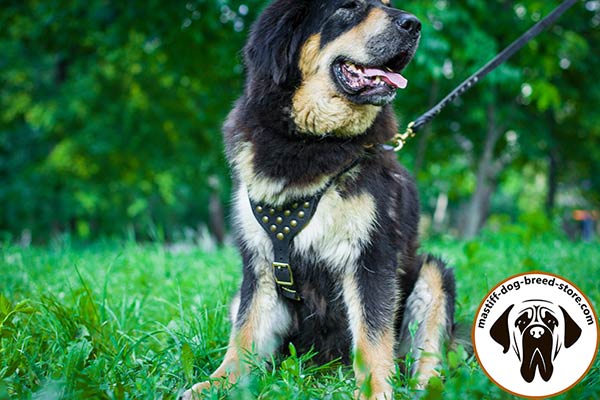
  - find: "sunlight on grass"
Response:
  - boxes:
[1,235,598,399]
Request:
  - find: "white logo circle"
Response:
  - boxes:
[473,272,599,398]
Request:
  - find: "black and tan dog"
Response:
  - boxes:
[183,0,455,399]
[490,300,582,383]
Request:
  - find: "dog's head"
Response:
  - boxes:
[490,300,582,383]
[243,0,420,136]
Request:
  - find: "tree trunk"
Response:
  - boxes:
[433,191,449,232]
[463,176,495,239]
[546,149,558,218]
[208,176,225,246]
[462,104,503,239]
[414,80,440,175]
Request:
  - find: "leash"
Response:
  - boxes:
[391,0,579,152]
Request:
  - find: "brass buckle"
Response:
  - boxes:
[273,262,294,286]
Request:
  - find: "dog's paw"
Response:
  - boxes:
[180,381,210,400]
[414,366,441,390]
[354,388,393,400]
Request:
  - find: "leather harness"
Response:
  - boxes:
[249,156,364,301]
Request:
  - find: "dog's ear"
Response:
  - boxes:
[490,304,514,353]
[244,0,309,86]
[559,306,582,348]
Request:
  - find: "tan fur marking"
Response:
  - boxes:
[292,9,392,136]
[355,329,395,400]
[382,0,390,5]
[343,276,395,400]
[412,261,447,387]
[297,33,322,78]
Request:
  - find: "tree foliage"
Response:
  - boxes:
[1,0,599,241]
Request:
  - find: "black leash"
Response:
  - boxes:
[392,0,579,151]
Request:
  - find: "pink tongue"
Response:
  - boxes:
[363,67,408,89]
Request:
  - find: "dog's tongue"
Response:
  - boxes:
[363,67,408,89]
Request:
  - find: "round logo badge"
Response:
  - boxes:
[473,272,599,398]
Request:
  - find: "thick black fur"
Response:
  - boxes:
[224,0,454,367]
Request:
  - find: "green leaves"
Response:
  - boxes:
[181,342,195,381]
[0,293,36,339]
[0,0,256,240]
[1,0,599,239]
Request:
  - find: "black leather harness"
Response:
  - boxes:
[250,197,319,301]
[249,157,363,301]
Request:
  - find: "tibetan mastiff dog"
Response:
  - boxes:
[183,0,455,398]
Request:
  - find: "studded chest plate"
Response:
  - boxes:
[250,197,320,301]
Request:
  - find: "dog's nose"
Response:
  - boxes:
[395,13,421,35]
[530,326,545,339]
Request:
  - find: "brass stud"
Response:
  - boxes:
[276,216,283,224]
[256,206,263,213]
[298,211,305,218]
[290,220,298,227]
[262,216,269,223]
[269,208,275,215]
[270,225,277,232]
[276,206,283,211]
[283,227,290,234]
[292,203,299,209]
[284,210,291,217]
[303,202,310,208]
[276,233,284,240]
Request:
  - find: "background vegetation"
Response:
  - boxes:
[1,1,599,399]
[1,0,599,243]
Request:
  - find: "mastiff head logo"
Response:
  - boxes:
[490,299,582,383]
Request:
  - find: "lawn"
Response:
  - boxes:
[1,231,599,399]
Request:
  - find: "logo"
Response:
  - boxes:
[473,272,599,398]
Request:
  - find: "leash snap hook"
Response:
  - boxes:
[393,121,416,152]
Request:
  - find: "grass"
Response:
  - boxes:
[0,231,599,399]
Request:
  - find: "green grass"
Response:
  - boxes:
[1,232,599,399]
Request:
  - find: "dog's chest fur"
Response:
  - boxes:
[233,153,378,277]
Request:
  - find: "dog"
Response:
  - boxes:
[490,300,582,383]
[182,1,456,399]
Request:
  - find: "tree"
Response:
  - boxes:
[0,0,265,241]
[400,0,600,237]
[1,0,599,241]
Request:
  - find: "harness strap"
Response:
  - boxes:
[249,156,363,301]
[250,198,319,301]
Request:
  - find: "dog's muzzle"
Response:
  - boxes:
[520,323,554,382]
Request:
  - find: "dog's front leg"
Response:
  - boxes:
[343,271,397,400]
[182,265,291,399]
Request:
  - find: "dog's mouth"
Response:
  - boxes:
[332,54,411,106]
[520,325,554,382]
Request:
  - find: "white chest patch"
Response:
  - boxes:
[293,189,377,273]
[234,185,273,273]
[235,184,377,276]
